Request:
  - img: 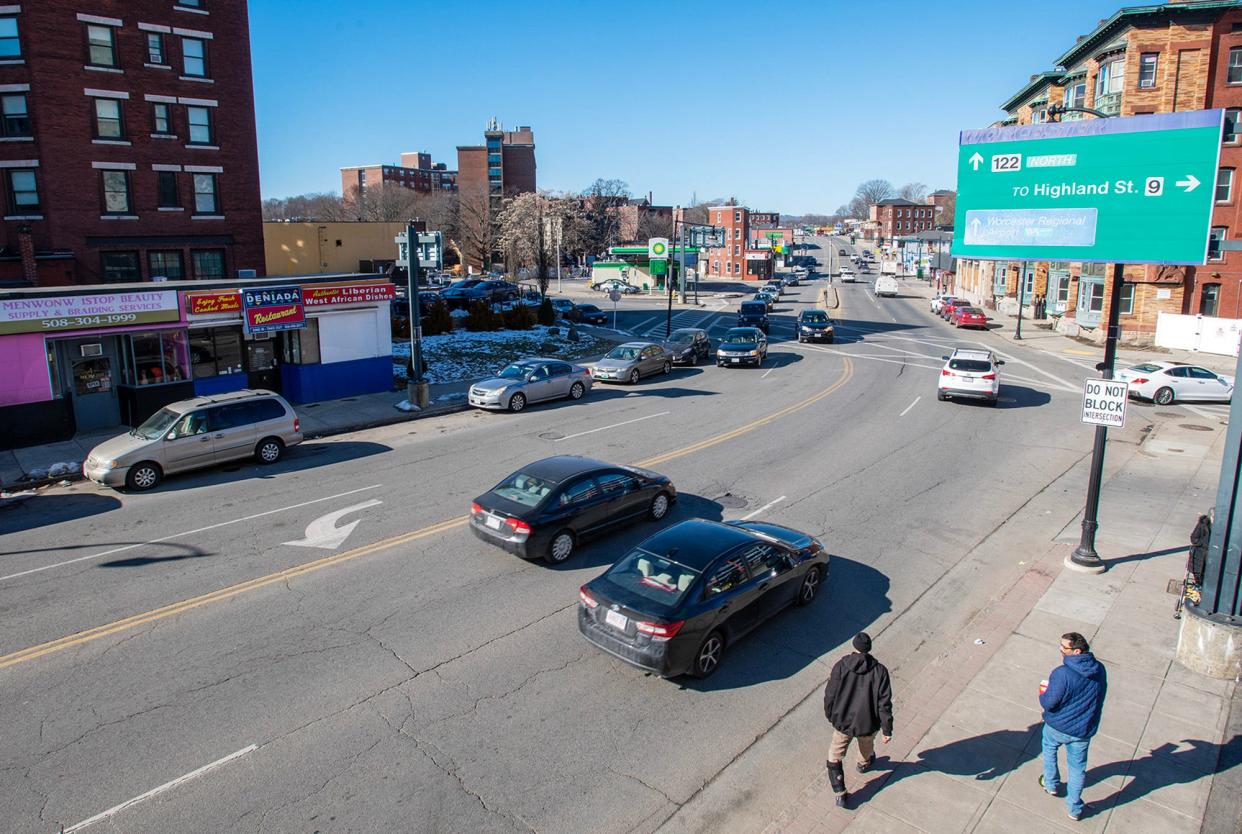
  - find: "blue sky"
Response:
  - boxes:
[251,0,1131,214]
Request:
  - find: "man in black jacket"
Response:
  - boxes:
[823,632,894,808]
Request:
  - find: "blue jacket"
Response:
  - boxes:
[1040,652,1107,739]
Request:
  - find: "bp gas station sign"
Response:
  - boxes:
[951,110,1224,265]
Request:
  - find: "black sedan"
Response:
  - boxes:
[566,303,608,325]
[578,519,827,678]
[469,456,676,564]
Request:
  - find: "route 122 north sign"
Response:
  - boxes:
[951,110,1224,265]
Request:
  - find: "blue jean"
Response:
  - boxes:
[1042,722,1090,816]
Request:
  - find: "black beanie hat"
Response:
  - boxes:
[853,632,872,653]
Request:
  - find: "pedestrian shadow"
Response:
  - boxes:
[1087,735,1242,812]
[848,724,1041,805]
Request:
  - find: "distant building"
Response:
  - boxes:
[870,198,935,243]
[339,152,457,204]
[264,221,423,276]
[457,119,536,267]
[700,206,772,280]
[609,197,673,243]
[749,211,780,229]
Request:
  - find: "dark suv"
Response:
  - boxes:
[737,301,769,333]
[796,309,835,343]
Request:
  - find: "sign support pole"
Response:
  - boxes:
[1068,262,1126,573]
[678,210,687,305]
[1015,261,1027,340]
[406,221,429,409]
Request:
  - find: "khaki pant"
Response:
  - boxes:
[827,729,875,764]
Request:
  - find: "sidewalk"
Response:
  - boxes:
[767,416,1239,833]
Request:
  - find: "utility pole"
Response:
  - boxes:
[405,220,429,409]
[1014,261,1027,340]
[678,208,687,305]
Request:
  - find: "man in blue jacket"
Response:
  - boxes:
[1038,632,1107,821]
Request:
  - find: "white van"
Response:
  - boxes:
[874,275,899,297]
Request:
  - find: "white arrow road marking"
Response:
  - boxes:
[1176,174,1200,192]
[284,499,382,549]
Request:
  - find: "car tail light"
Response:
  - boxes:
[1131,377,1148,385]
[505,516,532,535]
[293,417,300,433]
[941,369,952,377]
[579,587,598,608]
[982,373,996,380]
[636,619,685,640]
[470,501,483,515]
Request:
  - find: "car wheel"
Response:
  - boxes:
[629,369,641,384]
[797,565,823,606]
[255,437,284,464]
[662,361,672,375]
[546,529,575,564]
[690,631,725,679]
[989,397,999,408]
[125,461,162,492]
[826,335,834,344]
[508,392,527,413]
[1154,386,1175,406]
[569,381,585,400]
[689,351,699,366]
[937,391,948,401]
[648,491,671,521]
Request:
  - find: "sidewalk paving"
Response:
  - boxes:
[766,404,1239,833]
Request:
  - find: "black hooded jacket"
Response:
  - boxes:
[823,652,894,737]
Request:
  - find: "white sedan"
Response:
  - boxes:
[930,294,957,314]
[593,278,640,294]
[1115,361,1234,405]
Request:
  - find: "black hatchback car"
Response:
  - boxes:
[566,303,607,325]
[469,456,676,564]
[663,328,712,365]
[578,519,828,678]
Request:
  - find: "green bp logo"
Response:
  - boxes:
[652,242,666,255]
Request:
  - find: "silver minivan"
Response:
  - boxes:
[83,389,303,491]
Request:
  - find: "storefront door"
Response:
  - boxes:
[57,337,122,431]
[245,338,281,392]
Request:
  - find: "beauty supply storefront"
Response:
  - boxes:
[182,279,395,405]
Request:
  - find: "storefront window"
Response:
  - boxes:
[189,328,243,377]
[281,317,320,364]
[123,330,189,386]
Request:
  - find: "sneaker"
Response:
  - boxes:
[835,793,849,809]
[1067,805,1086,821]
[1039,774,1058,796]
[856,755,876,773]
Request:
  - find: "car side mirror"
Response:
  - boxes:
[528,375,538,382]
[997,360,1005,365]
[166,431,177,441]
[941,356,950,361]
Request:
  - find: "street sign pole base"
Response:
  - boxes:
[1066,543,1107,574]
[407,381,430,409]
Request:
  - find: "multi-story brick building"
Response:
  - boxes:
[339,152,457,204]
[700,205,773,279]
[609,198,673,243]
[0,1,265,287]
[955,0,1242,343]
[456,119,535,267]
[871,198,936,243]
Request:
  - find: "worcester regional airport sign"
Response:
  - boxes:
[951,110,1224,265]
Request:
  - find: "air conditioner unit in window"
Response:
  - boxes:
[237,269,258,279]
[80,343,103,357]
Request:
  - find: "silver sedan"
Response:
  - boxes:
[591,342,672,384]
[468,358,593,413]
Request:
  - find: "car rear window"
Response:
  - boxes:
[490,472,557,507]
[1129,363,1163,373]
[960,307,981,315]
[740,302,765,314]
[604,548,700,608]
[949,359,992,373]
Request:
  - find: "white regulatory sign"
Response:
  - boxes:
[1081,378,1129,428]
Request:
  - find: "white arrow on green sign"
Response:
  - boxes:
[951,110,1224,265]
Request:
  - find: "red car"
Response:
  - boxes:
[951,306,988,329]
[940,298,970,321]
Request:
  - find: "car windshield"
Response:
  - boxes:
[133,406,182,440]
[603,547,700,609]
[1129,363,1163,373]
[668,331,695,344]
[579,305,600,313]
[498,362,539,380]
[607,346,641,360]
[949,358,992,373]
[490,471,557,507]
[802,312,829,324]
[724,330,758,345]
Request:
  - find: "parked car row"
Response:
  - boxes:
[468,455,829,679]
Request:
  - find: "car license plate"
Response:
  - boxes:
[605,609,628,631]
[731,358,740,363]
[485,515,502,530]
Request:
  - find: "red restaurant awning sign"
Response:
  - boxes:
[185,290,242,315]
[303,282,396,307]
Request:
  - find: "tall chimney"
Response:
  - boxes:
[17,224,36,285]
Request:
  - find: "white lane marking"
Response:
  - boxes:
[739,495,787,521]
[1179,402,1227,419]
[628,315,663,335]
[900,396,921,417]
[761,365,779,379]
[0,484,384,583]
[794,342,943,371]
[554,411,671,442]
[64,744,257,832]
[283,499,383,550]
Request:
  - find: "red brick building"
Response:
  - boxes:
[0,1,265,287]
[456,120,536,267]
[700,205,772,279]
[339,152,457,203]
[871,198,935,243]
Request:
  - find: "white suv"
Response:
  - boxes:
[938,348,1003,406]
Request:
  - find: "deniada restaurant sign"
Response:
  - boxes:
[242,285,306,335]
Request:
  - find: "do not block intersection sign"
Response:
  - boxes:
[1082,378,1129,428]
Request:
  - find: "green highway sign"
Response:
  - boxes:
[951,110,1224,265]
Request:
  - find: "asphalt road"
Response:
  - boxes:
[0,236,1219,834]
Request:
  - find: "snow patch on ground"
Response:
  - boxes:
[392,325,613,383]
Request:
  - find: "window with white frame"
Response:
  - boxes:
[1217,167,1234,203]
[1063,81,1086,109]
[1119,283,1135,315]
[1138,53,1158,88]
[1227,109,1242,144]
[93,98,124,139]
[1096,59,1125,96]
[193,173,218,213]
[86,24,117,68]
[1230,47,1242,84]
[1209,226,1227,261]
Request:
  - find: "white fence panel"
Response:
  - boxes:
[1154,312,1242,357]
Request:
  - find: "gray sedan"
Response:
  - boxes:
[591,342,672,384]
[468,358,593,413]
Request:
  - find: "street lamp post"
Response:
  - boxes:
[1014,261,1027,340]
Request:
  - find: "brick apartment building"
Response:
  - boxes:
[610,197,673,243]
[0,1,265,287]
[456,119,535,267]
[955,0,1242,343]
[701,205,774,279]
[871,198,936,243]
[339,152,457,203]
